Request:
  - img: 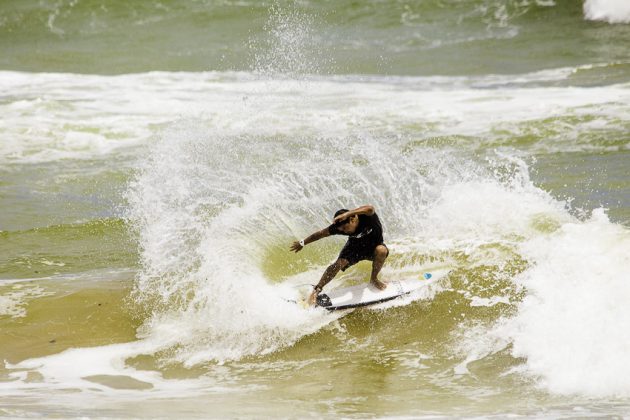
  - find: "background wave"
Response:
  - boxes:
[1,0,630,76]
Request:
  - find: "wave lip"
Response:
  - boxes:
[584,0,630,24]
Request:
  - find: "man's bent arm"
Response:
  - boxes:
[334,205,375,223]
[353,204,375,216]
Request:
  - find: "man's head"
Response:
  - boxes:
[333,208,359,234]
[334,209,349,220]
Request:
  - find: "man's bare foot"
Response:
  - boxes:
[370,279,387,290]
[307,290,318,307]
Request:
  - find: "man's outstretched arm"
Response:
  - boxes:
[289,227,331,253]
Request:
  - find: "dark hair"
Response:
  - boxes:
[333,208,350,226]
[334,208,349,218]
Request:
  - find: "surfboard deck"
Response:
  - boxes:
[316,269,450,311]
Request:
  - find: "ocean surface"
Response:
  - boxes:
[1,0,630,418]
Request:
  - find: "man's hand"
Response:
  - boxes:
[290,241,303,253]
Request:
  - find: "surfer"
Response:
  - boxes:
[290,205,389,306]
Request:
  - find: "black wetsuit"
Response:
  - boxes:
[328,213,388,271]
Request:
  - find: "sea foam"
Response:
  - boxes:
[584,0,630,23]
[507,209,630,397]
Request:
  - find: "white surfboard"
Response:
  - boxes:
[316,269,450,311]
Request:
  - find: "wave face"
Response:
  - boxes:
[116,70,630,396]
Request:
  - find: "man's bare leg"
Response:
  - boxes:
[308,258,349,306]
[370,245,388,290]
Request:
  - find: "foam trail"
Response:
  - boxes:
[584,0,630,23]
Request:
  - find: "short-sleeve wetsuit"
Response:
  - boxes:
[327,213,389,271]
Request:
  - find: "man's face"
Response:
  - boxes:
[338,215,359,234]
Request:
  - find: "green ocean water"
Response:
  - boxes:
[1,0,629,77]
[1,0,630,418]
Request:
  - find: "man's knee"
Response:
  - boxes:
[374,245,388,260]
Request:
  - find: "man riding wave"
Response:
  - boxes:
[290,205,389,306]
